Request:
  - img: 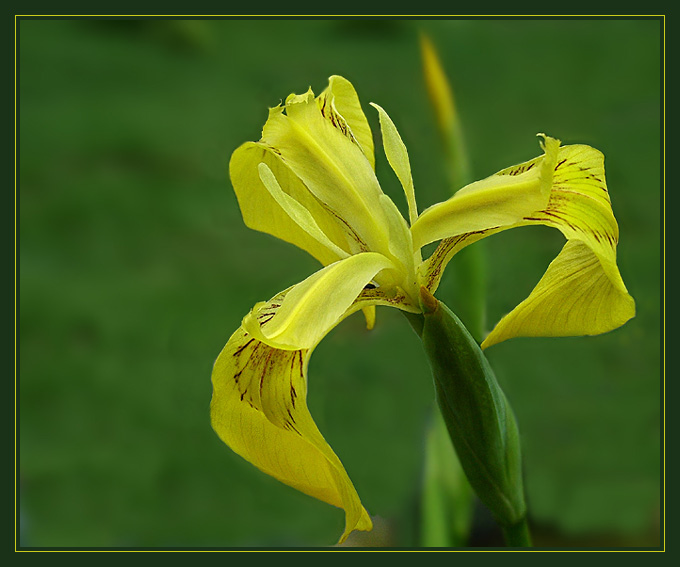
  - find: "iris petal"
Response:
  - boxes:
[317,75,376,168]
[371,102,419,225]
[417,138,634,346]
[230,141,352,265]
[210,290,372,543]
[211,267,420,542]
[262,90,391,254]
[481,240,635,348]
[411,137,559,250]
[243,252,400,350]
[257,162,349,260]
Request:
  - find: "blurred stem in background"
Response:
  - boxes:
[418,33,490,547]
[419,408,473,547]
[420,33,487,340]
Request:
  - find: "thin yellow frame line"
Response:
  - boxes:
[661,13,666,554]
[14,13,18,553]
[11,14,668,17]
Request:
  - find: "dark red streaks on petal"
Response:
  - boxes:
[259,350,275,397]
[543,210,577,231]
[258,313,275,325]
[234,338,254,357]
[323,206,368,251]
[263,144,282,157]
[285,422,301,435]
[296,351,304,375]
[288,355,299,408]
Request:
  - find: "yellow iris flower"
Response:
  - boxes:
[210,75,635,542]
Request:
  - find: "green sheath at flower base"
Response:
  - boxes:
[418,287,526,526]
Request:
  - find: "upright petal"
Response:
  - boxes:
[210,291,372,543]
[378,194,418,293]
[262,88,392,255]
[371,102,419,225]
[231,141,354,265]
[317,75,375,168]
[257,163,349,261]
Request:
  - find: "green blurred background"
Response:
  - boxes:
[18,18,661,547]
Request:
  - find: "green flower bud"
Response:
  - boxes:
[418,287,526,528]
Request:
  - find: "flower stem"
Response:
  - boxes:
[502,517,532,548]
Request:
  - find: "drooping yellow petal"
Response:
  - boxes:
[417,139,634,346]
[212,278,422,543]
[230,141,353,265]
[210,291,372,543]
[262,88,391,255]
[317,75,375,169]
[480,143,634,347]
[371,102,418,226]
[481,240,635,349]
[243,252,401,350]
[523,144,622,280]
[411,136,560,250]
